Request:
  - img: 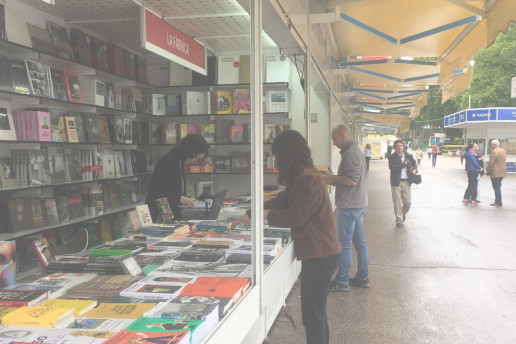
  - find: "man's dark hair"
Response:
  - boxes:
[467,143,474,150]
[174,134,209,159]
[271,130,314,185]
[393,139,404,147]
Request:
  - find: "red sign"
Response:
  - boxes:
[143,8,206,75]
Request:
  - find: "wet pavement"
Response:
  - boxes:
[265,154,516,344]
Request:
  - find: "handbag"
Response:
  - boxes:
[412,174,422,185]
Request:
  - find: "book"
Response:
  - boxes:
[82,113,100,143]
[39,299,98,317]
[0,101,17,141]
[229,125,244,143]
[0,240,16,288]
[0,55,12,92]
[266,55,291,82]
[70,28,92,66]
[144,301,219,323]
[124,50,136,79]
[25,60,51,97]
[214,119,234,143]
[120,282,186,301]
[7,198,33,232]
[82,302,156,319]
[107,43,126,76]
[47,146,67,183]
[267,89,289,112]
[63,70,82,103]
[135,55,148,83]
[166,93,182,115]
[47,21,74,60]
[214,155,232,173]
[32,237,55,272]
[0,155,17,187]
[169,295,234,318]
[105,81,115,108]
[152,94,167,115]
[184,91,209,115]
[102,330,190,344]
[47,67,68,101]
[1,306,74,328]
[0,326,114,343]
[67,317,134,331]
[31,273,97,291]
[4,6,32,47]
[90,36,109,72]
[61,275,144,302]
[0,289,47,307]
[9,59,31,94]
[64,147,83,181]
[126,318,204,341]
[36,111,52,141]
[212,90,233,114]
[233,88,251,114]
[97,115,111,143]
[179,276,250,302]
[27,23,54,54]
[217,55,240,84]
[124,118,133,144]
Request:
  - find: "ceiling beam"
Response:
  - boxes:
[165,12,247,20]
[443,0,487,17]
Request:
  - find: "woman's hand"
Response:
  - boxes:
[230,214,250,229]
[180,196,196,208]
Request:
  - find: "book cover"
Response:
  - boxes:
[214,119,234,143]
[25,60,51,98]
[105,81,115,108]
[5,283,66,299]
[0,289,47,307]
[36,111,51,141]
[0,156,17,187]
[40,299,98,317]
[229,125,244,143]
[267,90,289,112]
[46,146,66,183]
[32,237,54,271]
[0,55,12,92]
[9,59,31,94]
[64,147,82,181]
[47,21,74,60]
[27,198,45,228]
[124,118,132,144]
[179,276,250,301]
[200,123,215,144]
[184,91,208,115]
[126,317,203,334]
[144,302,218,321]
[67,317,134,331]
[47,67,68,101]
[70,28,92,66]
[162,122,178,144]
[102,330,190,344]
[115,84,123,110]
[231,152,249,172]
[64,116,79,143]
[107,43,126,76]
[169,295,233,317]
[42,198,60,225]
[265,55,291,82]
[7,198,33,232]
[81,113,100,143]
[233,88,251,114]
[0,327,114,343]
[1,306,74,328]
[97,115,111,143]
[0,101,17,141]
[63,70,83,103]
[238,55,251,84]
[26,23,54,55]
[166,93,182,115]
[217,55,240,84]
[124,50,136,79]
[107,115,124,143]
[113,150,128,177]
[4,6,32,47]
[90,36,109,72]
[152,94,167,115]
[214,155,232,173]
[120,282,185,301]
[55,196,70,222]
[212,90,233,114]
[82,302,156,319]
[49,109,66,142]
[0,240,16,288]
[93,80,106,106]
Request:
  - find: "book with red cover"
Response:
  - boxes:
[102,330,190,344]
[107,43,126,76]
[63,70,82,103]
[229,125,244,143]
[179,276,250,302]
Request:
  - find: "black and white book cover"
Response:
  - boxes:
[113,115,125,143]
[95,80,106,106]
[124,118,132,144]
[46,146,66,184]
[25,60,51,97]
[28,148,50,185]
[26,23,54,55]
[0,101,17,141]
[69,28,92,66]
[9,59,31,95]
[90,36,109,72]
[64,147,83,182]
[48,67,68,101]
[70,113,86,143]
[0,55,12,92]
[105,82,115,108]
[0,156,17,188]
[46,21,74,60]
[114,150,129,177]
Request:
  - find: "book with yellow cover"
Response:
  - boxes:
[39,298,98,317]
[81,302,156,319]
[212,90,233,114]
[1,306,74,327]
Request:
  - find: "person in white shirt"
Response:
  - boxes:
[414,147,424,165]
[364,144,372,172]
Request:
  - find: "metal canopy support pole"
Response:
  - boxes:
[305,0,312,142]
[250,0,264,318]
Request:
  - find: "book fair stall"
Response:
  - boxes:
[0,0,339,343]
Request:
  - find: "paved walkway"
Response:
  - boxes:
[265,154,516,344]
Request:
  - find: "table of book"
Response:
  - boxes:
[0,219,298,344]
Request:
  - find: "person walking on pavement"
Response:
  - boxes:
[324,124,370,292]
[389,139,418,228]
[487,139,507,206]
[431,144,439,167]
[427,146,432,160]
[473,144,484,203]
[462,143,483,205]
[364,143,372,172]
[415,146,424,166]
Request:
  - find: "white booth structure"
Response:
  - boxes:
[444,108,516,171]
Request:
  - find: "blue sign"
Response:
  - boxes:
[458,111,466,123]
[497,108,516,121]
[466,108,496,122]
